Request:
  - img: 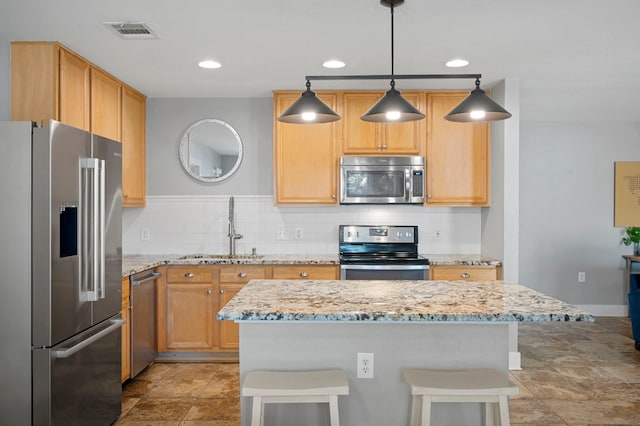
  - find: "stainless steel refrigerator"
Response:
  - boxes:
[0,120,123,425]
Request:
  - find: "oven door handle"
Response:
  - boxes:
[340,264,430,271]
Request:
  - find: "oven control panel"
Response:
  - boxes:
[340,225,418,244]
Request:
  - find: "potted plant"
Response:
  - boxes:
[621,226,640,256]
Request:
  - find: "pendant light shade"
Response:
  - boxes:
[360,0,425,123]
[277,82,340,124]
[445,79,512,122]
[361,83,425,122]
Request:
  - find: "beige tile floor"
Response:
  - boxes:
[115,317,640,425]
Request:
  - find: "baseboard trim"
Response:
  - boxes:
[574,304,627,317]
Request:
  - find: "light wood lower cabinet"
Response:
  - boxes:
[158,266,217,352]
[271,265,339,280]
[121,277,131,383]
[218,283,244,350]
[218,266,269,351]
[158,264,339,354]
[430,265,500,281]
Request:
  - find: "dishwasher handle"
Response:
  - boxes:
[132,272,162,286]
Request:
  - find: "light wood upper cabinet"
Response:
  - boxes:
[121,87,147,207]
[10,42,90,129]
[426,92,490,206]
[274,91,340,205]
[59,49,91,131]
[342,91,423,155]
[91,68,121,141]
[10,41,147,208]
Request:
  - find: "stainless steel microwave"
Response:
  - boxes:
[340,156,425,204]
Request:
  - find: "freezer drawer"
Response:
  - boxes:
[33,315,124,426]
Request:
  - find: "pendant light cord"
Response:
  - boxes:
[390,1,395,89]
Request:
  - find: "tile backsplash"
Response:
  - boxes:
[122,195,482,255]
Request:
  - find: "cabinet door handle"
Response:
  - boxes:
[427,194,433,199]
[207,289,212,294]
[381,144,387,149]
[299,272,309,278]
[219,289,224,294]
[185,272,195,278]
[238,272,248,278]
[460,272,471,279]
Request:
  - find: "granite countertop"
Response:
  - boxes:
[122,254,501,277]
[121,254,341,276]
[217,279,594,323]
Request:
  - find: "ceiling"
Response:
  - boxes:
[2,0,640,122]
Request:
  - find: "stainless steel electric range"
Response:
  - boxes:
[339,225,430,280]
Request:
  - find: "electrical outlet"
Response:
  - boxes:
[140,227,151,241]
[294,227,304,240]
[578,271,586,283]
[357,352,374,379]
[276,229,289,240]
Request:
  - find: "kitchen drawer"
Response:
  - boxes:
[219,266,269,283]
[272,265,339,280]
[431,266,498,281]
[166,266,214,283]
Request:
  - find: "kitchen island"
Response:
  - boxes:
[218,279,593,426]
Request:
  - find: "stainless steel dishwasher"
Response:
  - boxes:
[130,270,161,378]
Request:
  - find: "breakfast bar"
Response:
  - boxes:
[218,279,593,426]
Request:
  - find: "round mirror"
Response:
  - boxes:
[178,118,244,183]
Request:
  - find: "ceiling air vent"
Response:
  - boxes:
[104,22,160,39]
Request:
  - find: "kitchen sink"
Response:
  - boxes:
[178,254,265,260]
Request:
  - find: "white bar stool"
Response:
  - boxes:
[242,369,349,426]
[402,368,519,426]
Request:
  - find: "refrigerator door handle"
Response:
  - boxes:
[98,157,106,300]
[79,158,105,302]
[51,319,125,359]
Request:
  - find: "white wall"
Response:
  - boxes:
[123,196,482,255]
[519,121,640,310]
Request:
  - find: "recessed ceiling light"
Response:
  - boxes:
[323,59,345,69]
[198,60,221,69]
[445,58,469,68]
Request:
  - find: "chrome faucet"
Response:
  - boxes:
[227,196,242,256]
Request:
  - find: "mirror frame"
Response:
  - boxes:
[178,118,244,183]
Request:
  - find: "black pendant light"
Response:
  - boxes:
[278,0,511,125]
[361,0,425,123]
[445,78,512,122]
[277,80,341,124]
